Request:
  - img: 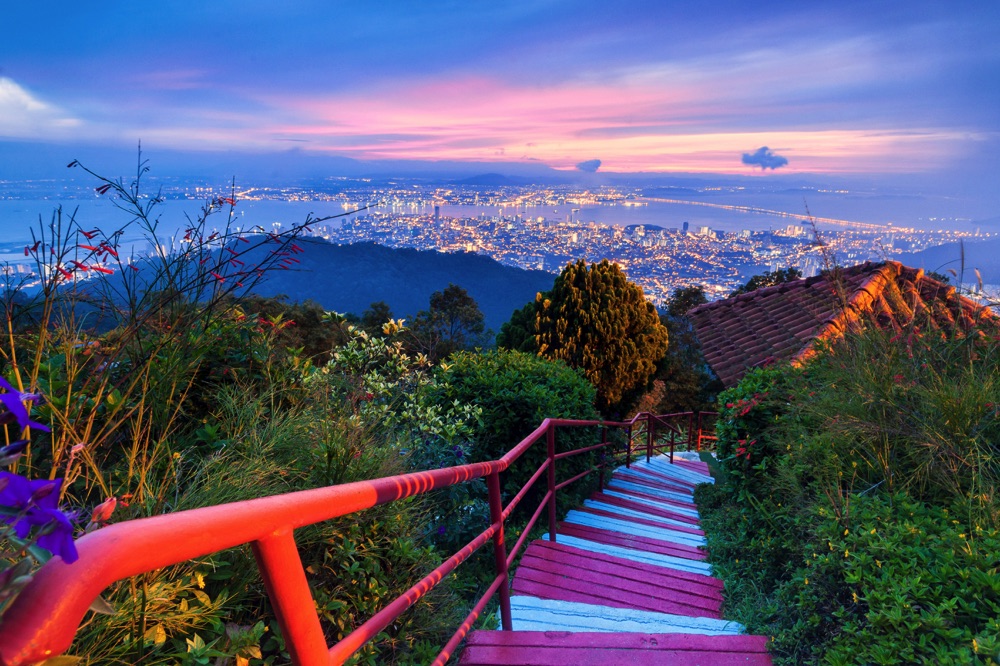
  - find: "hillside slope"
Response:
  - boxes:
[250,240,555,329]
[898,236,1000,284]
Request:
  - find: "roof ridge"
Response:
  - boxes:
[790,262,900,366]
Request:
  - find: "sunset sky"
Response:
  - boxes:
[2,1,998,185]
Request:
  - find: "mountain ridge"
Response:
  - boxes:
[249,240,556,330]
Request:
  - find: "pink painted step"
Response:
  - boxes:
[459,631,773,665]
[513,541,722,616]
[673,458,712,475]
[589,492,703,527]
[612,471,697,497]
[557,523,707,561]
[625,465,699,491]
[575,506,705,537]
[527,540,723,592]
[604,483,699,511]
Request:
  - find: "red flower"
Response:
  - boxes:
[90,497,117,525]
[95,184,113,195]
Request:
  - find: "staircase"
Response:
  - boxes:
[459,453,772,665]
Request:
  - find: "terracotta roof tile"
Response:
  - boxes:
[688,261,997,387]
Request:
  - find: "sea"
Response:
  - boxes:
[1,189,994,265]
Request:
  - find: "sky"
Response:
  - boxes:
[1,1,999,195]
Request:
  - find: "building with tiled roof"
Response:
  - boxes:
[687,261,996,388]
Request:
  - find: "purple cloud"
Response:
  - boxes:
[742,146,788,170]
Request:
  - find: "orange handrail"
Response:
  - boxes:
[0,411,712,666]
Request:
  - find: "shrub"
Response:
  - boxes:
[698,320,1000,664]
[427,350,601,517]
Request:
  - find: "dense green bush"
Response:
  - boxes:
[428,349,602,517]
[698,320,1000,664]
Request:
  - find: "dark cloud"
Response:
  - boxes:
[576,159,601,172]
[742,146,788,170]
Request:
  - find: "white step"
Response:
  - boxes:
[542,533,713,576]
[598,489,701,518]
[582,498,700,531]
[634,456,714,485]
[564,510,706,547]
[508,596,744,635]
[608,479,698,505]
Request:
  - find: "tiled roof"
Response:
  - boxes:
[687,261,996,387]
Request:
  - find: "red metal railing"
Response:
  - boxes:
[0,411,713,666]
[621,411,717,468]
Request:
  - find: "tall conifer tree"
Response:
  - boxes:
[536,259,668,412]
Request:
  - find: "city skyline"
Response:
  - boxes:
[1,1,998,203]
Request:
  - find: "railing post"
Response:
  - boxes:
[669,420,676,464]
[251,529,329,666]
[599,425,607,491]
[695,410,702,451]
[688,411,695,450]
[547,422,557,542]
[487,471,513,631]
[625,425,632,468]
[646,414,654,463]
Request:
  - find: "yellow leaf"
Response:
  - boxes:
[144,624,167,645]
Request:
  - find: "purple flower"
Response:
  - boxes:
[0,472,78,563]
[0,377,50,434]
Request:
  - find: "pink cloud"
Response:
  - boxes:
[239,73,968,173]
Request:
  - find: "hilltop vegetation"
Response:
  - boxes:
[248,240,555,331]
[697,313,1000,664]
[498,259,670,414]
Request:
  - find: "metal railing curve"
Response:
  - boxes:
[0,411,715,666]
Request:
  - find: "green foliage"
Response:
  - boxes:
[665,284,708,318]
[406,284,488,362]
[361,301,394,336]
[233,294,349,365]
[729,267,803,297]
[428,349,601,515]
[495,300,540,353]
[536,259,668,414]
[638,285,719,414]
[698,321,1000,664]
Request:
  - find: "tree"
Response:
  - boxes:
[535,260,668,413]
[650,286,721,412]
[361,300,394,336]
[729,267,802,297]
[496,300,540,353]
[665,284,708,318]
[407,284,487,362]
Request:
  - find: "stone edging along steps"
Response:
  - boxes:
[459,453,773,665]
